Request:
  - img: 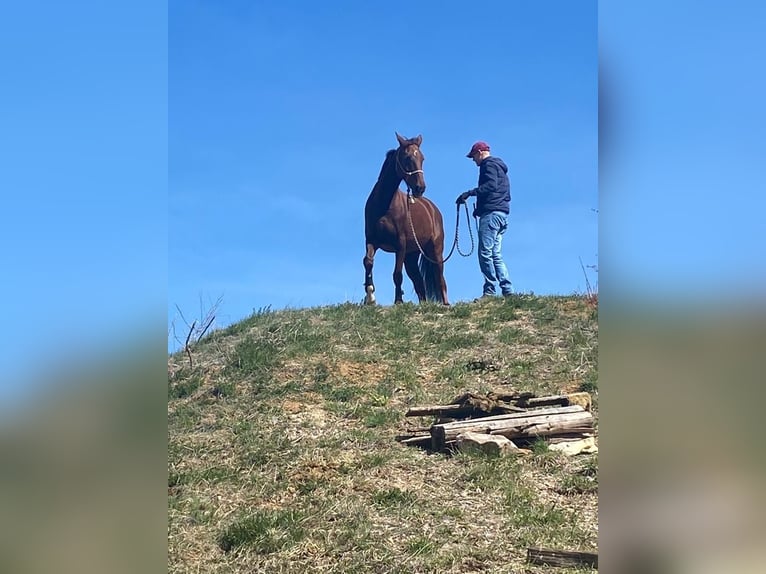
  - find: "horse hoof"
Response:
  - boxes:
[364,285,376,305]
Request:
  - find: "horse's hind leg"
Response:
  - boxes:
[404,252,426,302]
[363,244,377,305]
[437,262,449,305]
[427,243,450,305]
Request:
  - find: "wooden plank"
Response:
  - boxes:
[527,547,598,569]
[397,435,432,446]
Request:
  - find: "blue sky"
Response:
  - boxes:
[168,1,598,349]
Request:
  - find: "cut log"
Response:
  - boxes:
[527,547,598,568]
[515,391,592,411]
[406,403,525,418]
[430,406,592,451]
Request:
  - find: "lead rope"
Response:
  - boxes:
[452,201,475,258]
[405,192,475,265]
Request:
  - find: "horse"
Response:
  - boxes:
[363,133,449,305]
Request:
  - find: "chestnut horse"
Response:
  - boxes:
[363,133,449,305]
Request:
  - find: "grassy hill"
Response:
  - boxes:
[168,294,598,573]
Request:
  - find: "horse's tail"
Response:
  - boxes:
[418,256,442,302]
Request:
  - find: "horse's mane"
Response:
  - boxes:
[376,149,398,181]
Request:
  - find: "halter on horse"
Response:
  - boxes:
[363,133,449,305]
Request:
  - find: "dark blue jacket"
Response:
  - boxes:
[469,156,511,216]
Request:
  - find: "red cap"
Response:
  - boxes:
[466,141,490,158]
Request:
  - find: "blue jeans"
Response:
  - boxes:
[478,211,512,296]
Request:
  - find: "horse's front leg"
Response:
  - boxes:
[393,249,406,304]
[363,243,377,305]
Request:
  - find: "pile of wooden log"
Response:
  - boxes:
[397,391,596,453]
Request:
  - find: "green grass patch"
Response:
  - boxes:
[228,333,281,375]
[372,487,416,508]
[168,402,202,430]
[440,331,484,350]
[314,381,363,402]
[558,473,598,495]
[218,508,306,553]
[407,536,437,558]
[362,406,400,428]
[168,368,203,399]
[497,327,534,344]
[450,303,472,318]
[209,379,236,398]
[579,378,598,393]
[530,438,550,454]
[282,317,332,356]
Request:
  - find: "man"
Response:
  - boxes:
[456,141,513,297]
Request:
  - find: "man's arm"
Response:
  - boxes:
[456,189,476,203]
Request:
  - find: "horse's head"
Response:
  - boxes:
[395,132,426,197]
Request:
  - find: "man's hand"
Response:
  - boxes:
[456,191,472,204]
